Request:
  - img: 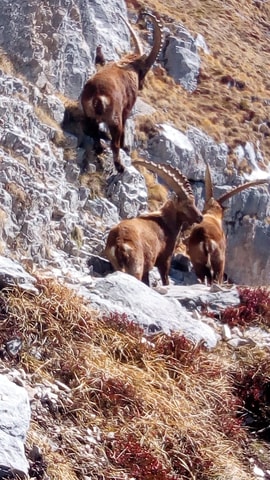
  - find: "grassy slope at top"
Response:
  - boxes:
[127,0,270,172]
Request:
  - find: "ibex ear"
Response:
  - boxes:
[204,163,214,202]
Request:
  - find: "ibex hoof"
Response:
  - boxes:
[115,162,125,173]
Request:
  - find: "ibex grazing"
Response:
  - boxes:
[187,164,269,284]
[80,13,163,173]
[104,160,203,285]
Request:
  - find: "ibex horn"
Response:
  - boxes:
[133,159,194,199]
[217,179,269,205]
[119,13,143,56]
[204,163,214,202]
[138,12,164,72]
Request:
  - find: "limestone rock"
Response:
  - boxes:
[0,0,131,98]
[0,375,30,478]
[86,272,219,349]
[0,256,38,292]
[163,26,202,92]
[163,283,240,313]
[147,124,228,183]
[106,165,148,219]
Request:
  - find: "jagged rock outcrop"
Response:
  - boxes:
[0,375,30,478]
[225,216,270,285]
[163,30,201,92]
[106,163,148,219]
[147,123,229,183]
[0,255,37,292]
[0,0,132,98]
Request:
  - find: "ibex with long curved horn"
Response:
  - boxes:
[104,160,203,285]
[187,164,269,284]
[80,12,163,173]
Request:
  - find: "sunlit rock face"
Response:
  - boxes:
[0,375,30,477]
[0,0,268,287]
[0,0,130,98]
[162,26,204,92]
[225,215,270,286]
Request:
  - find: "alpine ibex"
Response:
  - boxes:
[187,164,269,284]
[80,12,163,173]
[104,160,203,285]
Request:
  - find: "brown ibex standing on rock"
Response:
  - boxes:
[80,13,163,173]
[105,160,203,285]
[187,164,269,284]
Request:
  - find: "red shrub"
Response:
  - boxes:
[220,287,270,327]
[102,311,144,338]
[106,434,177,480]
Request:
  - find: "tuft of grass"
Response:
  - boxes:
[70,225,84,249]
[34,105,65,144]
[5,182,30,207]
[79,171,106,199]
[0,48,16,75]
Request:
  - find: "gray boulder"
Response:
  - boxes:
[0,375,30,478]
[106,165,148,219]
[147,123,229,183]
[163,26,203,92]
[164,283,240,313]
[0,256,38,292]
[86,272,219,348]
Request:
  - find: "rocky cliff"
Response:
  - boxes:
[0,1,270,478]
[0,0,269,286]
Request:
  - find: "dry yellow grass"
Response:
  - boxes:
[79,171,107,198]
[2,279,270,479]
[127,0,270,167]
[0,48,16,75]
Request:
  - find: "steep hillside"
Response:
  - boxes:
[1,279,270,480]
[128,0,270,170]
[0,1,270,478]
